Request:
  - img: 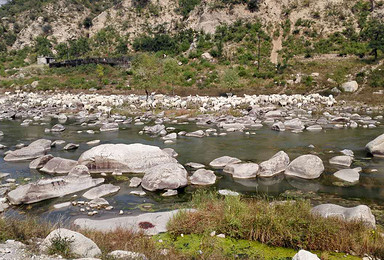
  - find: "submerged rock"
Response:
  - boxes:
[4,139,52,162]
[285,155,324,179]
[78,143,177,173]
[41,228,101,257]
[82,184,120,199]
[259,151,290,177]
[190,169,216,185]
[40,157,77,175]
[141,163,188,191]
[366,133,384,157]
[223,163,259,179]
[209,156,241,169]
[311,204,375,228]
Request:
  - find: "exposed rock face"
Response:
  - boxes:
[78,144,177,173]
[285,155,324,179]
[209,156,241,169]
[292,250,320,260]
[4,139,52,162]
[258,151,290,177]
[40,157,77,175]
[329,156,352,167]
[82,184,120,199]
[141,163,188,191]
[7,173,104,205]
[29,154,54,169]
[333,168,361,183]
[190,169,216,185]
[311,204,376,228]
[74,210,189,235]
[366,133,384,157]
[41,228,101,258]
[341,81,358,92]
[223,163,259,179]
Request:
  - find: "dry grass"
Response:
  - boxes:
[167,191,384,258]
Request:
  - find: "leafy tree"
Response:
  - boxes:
[68,37,90,58]
[55,42,69,60]
[34,36,52,56]
[115,39,128,55]
[178,0,200,17]
[361,17,384,60]
[132,53,161,91]
[163,58,181,95]
[96,64,104,85]
[83,17,93,29]
[247,0,260,12]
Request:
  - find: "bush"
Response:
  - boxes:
[178,0,201,17]
[48,235,74,258]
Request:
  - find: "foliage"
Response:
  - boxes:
[48,235,75,258]
[178,0,201,17]
[34,36,52,56]
[361,17,384,60]
[221,68,240,89]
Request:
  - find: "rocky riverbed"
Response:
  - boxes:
[0,91,383,259]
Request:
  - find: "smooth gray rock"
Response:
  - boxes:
[78,144,177,173]
[161,189,178,197]
[162,148,178,158]
[209,156,241,169]
[4,139,52,162]
[285,155,324,179]
[306,125,322,131]
[366,133,384,157]
[190,169,216,185]
[142,163,188,191]
[218,189,239,196]
[284,118,304,131]
[311,204,375,228]
[223,163,259,179]
[341,81,358,92]
[29,154,54,169]
[340,149,354,157]
[185,162,205,169]
[63,143,79,150]
[271,121,285,131]
[51,124,65,132]
[40,157,77,175]
[100,123,119,132]
[333,168,361,183]
[143,124,165,135]
[129,177,142,187]
[292,250,320,260]
[68,165,90,177]
[259,151,290,177]
[74,210,189,235]
[83,184,120,199]
[329,156,352,167]
[41,228,101,258]
[0,201,9,213]
[186,130,205,138]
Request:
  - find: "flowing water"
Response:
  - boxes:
[1,118,384,224]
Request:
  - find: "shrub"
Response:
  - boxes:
[178,0,201,17]
[48,235,74,258]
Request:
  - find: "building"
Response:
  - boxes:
[37,56,55,65]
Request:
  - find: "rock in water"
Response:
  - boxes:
[51,124,66,132]
[259,151,290,177]
[4,139,52,162]
[82,184,120,199]
[100,122,119,132]
[141,163,188,191]
[40,157,77,175]
[78,143,177,173]
[41,228,101,258]
[311,204,375,228]
[209,156,241,169]
[333,168,361,183]
[329,155,352,167]
[190,169,216,185]
[63,143,79,150]
[129,177,142,187]
[292,250,320,260]
[7,174,104,205]
[366,133,384,157]
[284,118,304,131]
[29,154,54,169]
[285,155,324,179]
[186,130,205,138]
[223,163,259,179]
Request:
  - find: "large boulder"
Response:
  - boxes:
[284,118,304,131]
[41,228,101,258]
[209,156,241,169]
[366,133,384,157]
[285,155,324,179]
[141,163,188,191]
[29,154,54,169]
[311,204,376,228]
[7,173,104,205]
[82,184,120,199]
[292,250,320,260]
[223,163,259,179]
[341,81,358,92]
[78,144,177,173]
[259,151,290,177]
[190,169,216,185]
[4,139,52,162]
[40,157,77,175]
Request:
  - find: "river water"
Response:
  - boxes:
[1,118,384,224]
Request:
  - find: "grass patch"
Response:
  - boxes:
[167,191,384,258]
[47,234,75,258]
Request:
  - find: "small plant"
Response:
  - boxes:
[48,234,74,258]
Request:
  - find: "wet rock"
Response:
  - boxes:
[161,189,178,197]
[306,125,322,131]
[162,133,177,140]
[100,123,119,132]
[329,155,352,167]
[284,118,304,131]
[209,156,241,169]
[186,130,205,138]
[63,143,79,150]
[0,201,9,213]
[162,148,178,158]
[340,149,354,157]
[41,228,101,258]
[142,163,188,191]
[185,162,205,169]
[292,250,320,260]
[271,121,285,131]
[78,144,177,173]
[29,154,54,169]
[190,169,216,185]
[366,133,384,157]
[311,204,375,228]
[89,197,109,208]
[83,184,120,200]
[87,139,101,145]
[7,174,104,205]
[4,139,52,162]
[285,155,324,179]
[129,177,142,187]
[341,81,358,93]
[51,140,66,147]
[130,191,146,196]
[143,124,165,135]
[333,167,361,183]
[223,163,259,179]
[40,157,77,175]
[259,151,290,177]
[51,124,65,132]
